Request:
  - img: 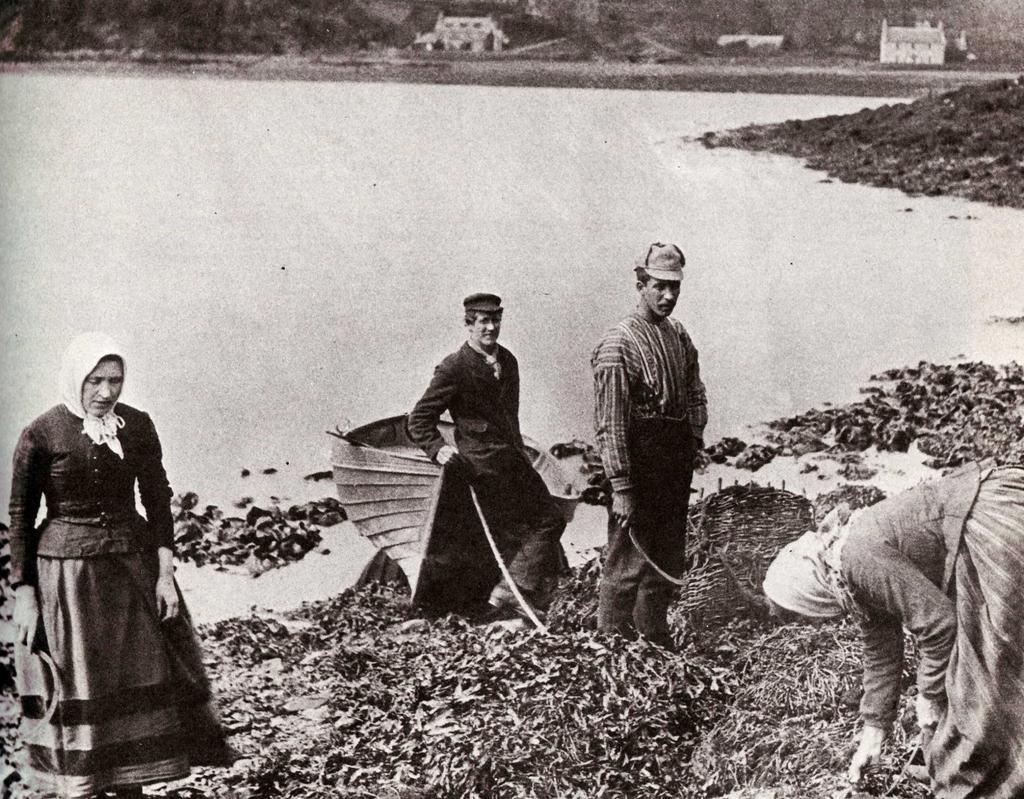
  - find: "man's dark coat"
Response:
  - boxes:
[407,343,528,479]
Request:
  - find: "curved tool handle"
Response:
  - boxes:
[22,648,61,733]
[468,485,549,633]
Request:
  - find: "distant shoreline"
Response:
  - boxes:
[2,52,1019,96]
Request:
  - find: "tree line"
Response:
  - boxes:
[2,0,1021,59]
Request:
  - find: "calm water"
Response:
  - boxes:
[2,73,1022,517]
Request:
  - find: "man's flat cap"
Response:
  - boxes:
[637,243,685,281]
[463,293,503,313]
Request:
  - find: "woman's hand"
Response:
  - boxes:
[915,692,943,730]
[14,585,41,647]
[848,724,886,783]
[155,546,179,621]
[155,574,179,621]
[155,573,179,621]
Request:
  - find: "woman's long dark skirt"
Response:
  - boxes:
[931,466,1024,798]
[15,551,226,798]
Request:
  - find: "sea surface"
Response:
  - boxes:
[2,72,1022,521]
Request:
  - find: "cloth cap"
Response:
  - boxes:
[463,293,503,314]
[637,243,685,281]
[762,529,845,619]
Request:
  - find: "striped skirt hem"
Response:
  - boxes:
[15,551,230,798]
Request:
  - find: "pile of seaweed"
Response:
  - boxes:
[768,361,1024,468]
[692,621,926,799]
[198,585,736,799]
[172,493,346,574]
[1,549,929,799]
[699,361,1024,473]
[189,566,930,799]
[813,483,888,521]
[701,77,1024,209]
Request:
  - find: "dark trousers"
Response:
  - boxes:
[598,418,695,646]
[472,457,566,602]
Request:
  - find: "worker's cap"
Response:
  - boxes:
[636,243,685,281]
[463,293,503,313]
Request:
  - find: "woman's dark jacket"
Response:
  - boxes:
[8,403,175,588]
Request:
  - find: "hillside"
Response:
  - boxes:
[1,0,1023,64]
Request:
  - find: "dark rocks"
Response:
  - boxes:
[767,426,826,456]
[988,313,1024,325]
[734,444,778,471]
[763,361,1024,468]
[814,484,888,523]
[550,439,612,507]
[705,436,748,463]
[703,77,1024,210]
[172,495,346,572]
[837,462,879,481]
[549,439,589,459]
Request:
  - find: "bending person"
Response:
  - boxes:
[762,461,1024,797]
[9,332,235,799]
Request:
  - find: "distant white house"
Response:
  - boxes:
[716,34,785,52]
[879,19,946,65]
[414,13,509,52]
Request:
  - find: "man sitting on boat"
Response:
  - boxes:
[408,292,566,620]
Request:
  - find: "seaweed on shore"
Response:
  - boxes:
[813,483,887,522]
[1,563,929,799]
[702,77,1024,209]
[764,361,1024,469]
[172,494,346,574]
[190,571,929,799]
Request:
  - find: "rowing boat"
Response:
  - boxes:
[330,414,581,609]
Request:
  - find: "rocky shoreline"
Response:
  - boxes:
[701,76,1024,209]
[697,360,1024,477]
[2,53,1020,98]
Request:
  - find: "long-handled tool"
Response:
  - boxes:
[469,485,549,633]
[625,497,769,613]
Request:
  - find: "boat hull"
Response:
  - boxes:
[331,415,579,604]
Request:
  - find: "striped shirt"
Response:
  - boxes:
[591,313,708,492]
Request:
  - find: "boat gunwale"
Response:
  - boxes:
[334,493,435,506]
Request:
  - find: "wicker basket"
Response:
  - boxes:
[678,484,814,630]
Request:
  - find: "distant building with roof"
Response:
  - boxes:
[879,19,946,65]
[414,12,509,52]
[716,34,785,52]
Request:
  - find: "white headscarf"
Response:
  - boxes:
[762,504,860,619]
[60,332,127,459]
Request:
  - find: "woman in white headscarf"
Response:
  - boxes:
[762,461,1024,798]
[9,332,233,799]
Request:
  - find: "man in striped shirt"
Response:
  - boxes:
[591,242,708,648]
